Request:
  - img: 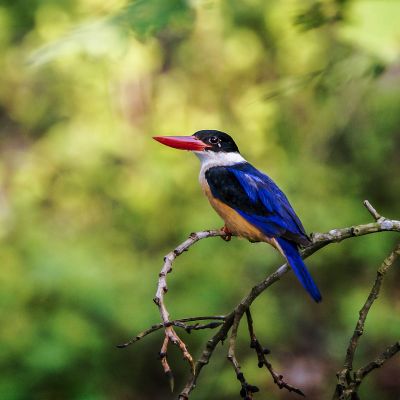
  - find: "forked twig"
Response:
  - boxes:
[160,336,174,391]
[154,230,230,388]
[246,309,304,396]
[119,201,400,399]
[227,312,260,399]
[117,316,225,348]
[356,341,400,380]
[363,199,383,222]
[333,241,400,400]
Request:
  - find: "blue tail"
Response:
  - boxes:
[276,237,322,302]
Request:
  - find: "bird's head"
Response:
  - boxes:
[153,130,240,154]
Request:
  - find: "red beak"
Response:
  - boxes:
[153,136,211,151]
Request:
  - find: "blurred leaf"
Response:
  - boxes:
[29,0,194,66]
[294,2,329,31]
[113,0,194,38]
[1,0,400,399]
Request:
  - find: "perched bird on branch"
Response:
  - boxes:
[153,130,321,302]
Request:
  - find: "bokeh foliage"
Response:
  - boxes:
[0,0,399,399]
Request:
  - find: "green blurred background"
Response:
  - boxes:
[0,0,399,399]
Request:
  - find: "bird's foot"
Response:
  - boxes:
[220,226,232,242]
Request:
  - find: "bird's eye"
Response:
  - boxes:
[209,136,219,144]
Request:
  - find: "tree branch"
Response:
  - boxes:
[363,199,383,222]
[226,312,261,399]
[246,308,304,396]
[344,242,400,372]
[117,316,225,348]
[356,341,400,380]
[333,241,400,400]
[152,230,228,387]
[118,201,400,399]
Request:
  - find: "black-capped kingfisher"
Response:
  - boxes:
[153,130,321,302]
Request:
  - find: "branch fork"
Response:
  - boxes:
[118,201,400,399]
[333,239,400,400]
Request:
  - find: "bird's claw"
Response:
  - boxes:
[221,226,232,241]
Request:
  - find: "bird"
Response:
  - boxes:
[153,130,321,302]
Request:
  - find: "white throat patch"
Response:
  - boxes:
[194,151,246,182]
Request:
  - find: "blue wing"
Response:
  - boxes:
[205,162,310,246]
[205,162,321,302]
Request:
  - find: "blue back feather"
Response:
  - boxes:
[205,162,321,301]
[227,164,308,242]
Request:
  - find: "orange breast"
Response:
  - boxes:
[202,182,282,252]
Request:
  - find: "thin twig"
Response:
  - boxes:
[177,321,224,334]
[356,341,400,380]
[178,312,236,400]
[179,202,399,399]
[117,323,164,348]
[226,311,260,399]
[245,309,305,396]
[333,241,400,400]
[153,230,228,381]
[363,200,383,222]
[117,316,225,348]
[227,313,241,374]
[119,200,400,399]
[160,336,174,392]
[343,241,400,371]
